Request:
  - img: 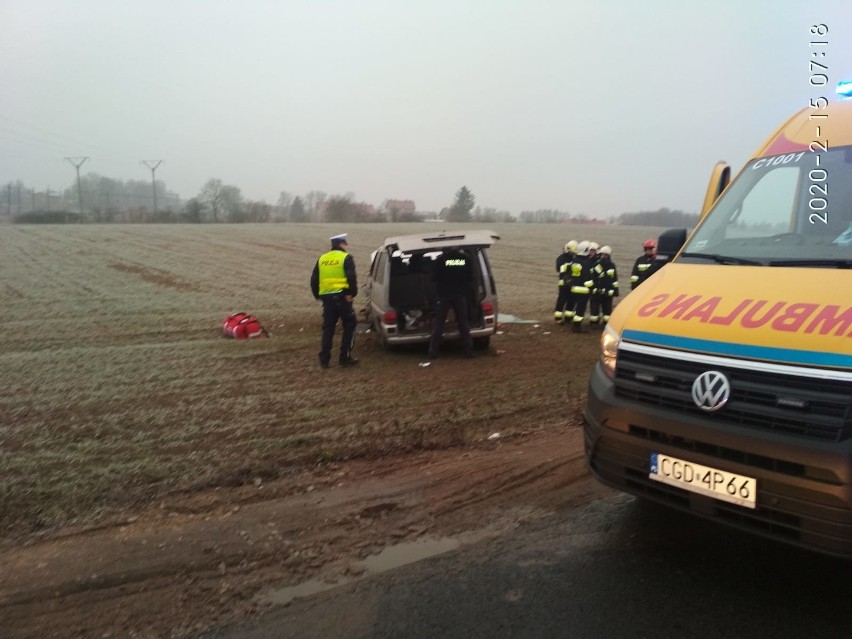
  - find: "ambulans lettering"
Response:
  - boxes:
[658,295,703,320]
[740,301,786,328]
[805,305,852,336]
[636,294,852,336]
[637,294,670,317]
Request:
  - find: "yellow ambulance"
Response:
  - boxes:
[584,99,852,557]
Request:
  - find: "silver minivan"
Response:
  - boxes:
[363,229,500,350]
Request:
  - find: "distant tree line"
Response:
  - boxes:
[3,174,693,227]
[517,210,607,224]
[615,207,698,227]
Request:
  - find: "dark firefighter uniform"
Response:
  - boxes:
[589,249,619,327]
[631,244,657,289]
[567,243,596,333]
[310,234,358,368]
[554,241,577,323]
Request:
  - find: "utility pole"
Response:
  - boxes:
[64,156,89,222]
[141,160,163,219]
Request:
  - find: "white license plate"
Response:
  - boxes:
[649,453,757,509]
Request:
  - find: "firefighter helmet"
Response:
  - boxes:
[589,241,600,252]
[643,239,656,249]
[577,240,591,256]
[599,245,612,256]
[564,239,578,253]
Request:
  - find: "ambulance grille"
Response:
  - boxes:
[614,349,852,442]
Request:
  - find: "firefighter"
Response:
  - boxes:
[631,239,658,289]
[589,245,619,328]
[554,240,577,323]
[567,240,595,333]
[588,241,599,262]
[310,233,359,369]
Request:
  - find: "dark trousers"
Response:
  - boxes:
[590,295,614,322]
[429,295,473,357]
[555,285,574,315]
[571,293,590,323]
[319,295,356,365]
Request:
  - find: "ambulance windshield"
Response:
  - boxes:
[681,146,852,265]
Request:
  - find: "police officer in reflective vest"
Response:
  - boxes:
[310,233,358,368]
[429,247,474,359]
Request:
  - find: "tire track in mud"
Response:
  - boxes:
[0,428,608,639]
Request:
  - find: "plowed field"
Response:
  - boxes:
[0,222,656,637]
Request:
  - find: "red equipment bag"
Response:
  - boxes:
[222,312,269,339]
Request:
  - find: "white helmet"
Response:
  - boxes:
[564,239,578,253]
[576,240,591,256]
[599,245,612,256]
[588,242,600,252]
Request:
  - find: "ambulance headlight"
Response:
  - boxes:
[600,325,620,379]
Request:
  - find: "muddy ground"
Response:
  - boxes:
[0,422,612,638]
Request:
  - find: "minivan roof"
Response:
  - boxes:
[384,229,500,252]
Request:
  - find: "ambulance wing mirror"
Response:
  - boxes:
[655,228,688,265]
[701,161,730,220]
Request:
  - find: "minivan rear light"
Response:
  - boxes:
[382,311,398,325]
[481,302,494,315]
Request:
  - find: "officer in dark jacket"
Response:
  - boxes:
[310,233,358,368]
[631,239,657,289]
[428,247,474,359]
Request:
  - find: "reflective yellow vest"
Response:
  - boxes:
[317,249,349,295]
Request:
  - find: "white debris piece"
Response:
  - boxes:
[487,432,501,441]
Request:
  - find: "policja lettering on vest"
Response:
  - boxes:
[310,233,359,368]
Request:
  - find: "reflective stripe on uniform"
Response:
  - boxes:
[570,286,590,294]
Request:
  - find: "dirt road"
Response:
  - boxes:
[0,425,611,638]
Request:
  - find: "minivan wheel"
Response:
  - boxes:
[472,336,490,350]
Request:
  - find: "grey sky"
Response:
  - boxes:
[2,0,850,217]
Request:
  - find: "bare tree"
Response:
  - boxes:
[200,179,226,222]
[289,196,307,222]
[276,191,293,222]
[304,190,327,222]
[199,179,243,223]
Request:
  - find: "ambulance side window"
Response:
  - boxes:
[727,167,799,238]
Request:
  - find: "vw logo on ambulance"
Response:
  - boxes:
[691,371,731,412]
